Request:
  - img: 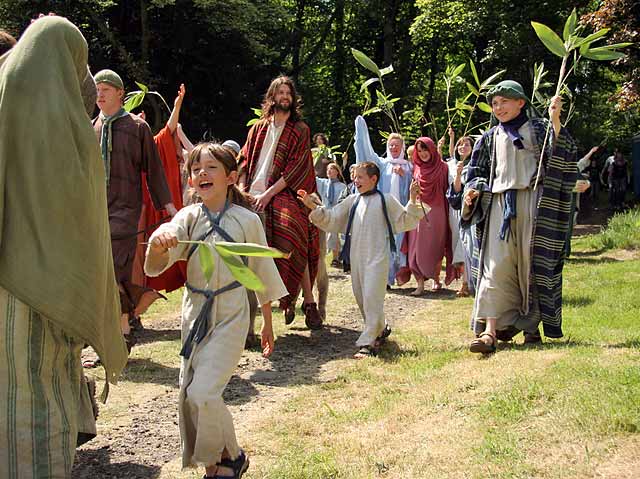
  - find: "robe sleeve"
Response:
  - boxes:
[141,121,172,209]
[354,115,384,170]
[244,214,288,305]
[462,130,493,224]
[309,194,355,234]
[385,194,427,233]
[144,207,192,276]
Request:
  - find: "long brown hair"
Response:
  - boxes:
[185,142,252,209]
[260,75,302,122]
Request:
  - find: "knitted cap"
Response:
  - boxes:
[222,140,241,154]
[486,80,527,105]
[94,69,124,90]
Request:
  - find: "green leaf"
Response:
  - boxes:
[478,102,493,113]
[466,82,479,96]
[251,107,262,116]
[246,118,259,126]
[351,48,380,76]
[360,77,380,92]
[216,249,265,292]
[363,107,382,116]
[123,91,145,112]
[575,28,610,48]
[531,21,567,58]
[198,244,215,283]
[597,42,633,50]
[214,242,289,258]
[582,48,626,61]
[452,63,466,78]
[469,59,480,87]
[379,65,394,77]
[480,69,506,89]
[135,81,149,94]
[563,9,578,41]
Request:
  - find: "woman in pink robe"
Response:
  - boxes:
[402,137,455,294]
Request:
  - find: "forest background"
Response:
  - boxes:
[1,0,638,160]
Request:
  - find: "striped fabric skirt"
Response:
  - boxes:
[0,287,83,479]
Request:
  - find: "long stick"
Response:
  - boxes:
[533,55,568,191]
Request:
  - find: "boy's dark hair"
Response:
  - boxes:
[355,161,380,185]
[0,29,17,56]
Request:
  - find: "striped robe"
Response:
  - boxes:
[462,118,577,338]
[240,118,319,309]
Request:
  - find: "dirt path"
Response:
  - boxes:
[73,270,446,478]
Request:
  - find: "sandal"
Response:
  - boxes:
[82,356,101,369]
[375,325,392,346]
[523,329,542,345]
[302,302,323,330]
[353,345,377,359]
[213,450,249,479]
[284,304,295,325]
[469,332,496,354]
[124,332,137,354]
[456,282,470,297]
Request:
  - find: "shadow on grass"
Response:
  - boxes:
[224,375,260,405]
[245,324,360,388]
[568,247,607,257]
[387,286,459,301]
[566,256,621,265]
[121,358,179,388]
[563,295,595,307]
[73,446,161,479]
[376,340,419,362]
[136,327,181,345]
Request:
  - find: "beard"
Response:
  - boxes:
[274,100,291,112]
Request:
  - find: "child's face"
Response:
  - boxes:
[350,167,357,181]
[416,142,431,162]
[354,169,377,194]
[457,139,472,158]
[388,138,403,159]
[327,166,339,180]
[189,151,235,202]
[491,95,525,123]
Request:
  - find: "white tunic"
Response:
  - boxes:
[309,193,425,346]
[145,204,287,468]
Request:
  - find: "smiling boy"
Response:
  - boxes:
[462,80,578,353]
[299,162,426,357]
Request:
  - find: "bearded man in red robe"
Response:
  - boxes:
[239,76,321,329]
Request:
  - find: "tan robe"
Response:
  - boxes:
[145,204,287,468]
[473,122,540,332]
[310,193,425,346]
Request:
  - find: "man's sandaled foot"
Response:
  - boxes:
[469,332,496,354]
[410,287,424,296]
[303,302,323,330]
[523,330,542,345]
[245,333,261,349]
[431,281,442,292]
[82,356,101,368]
[456,283,470,297]
[354,345,377,359]
[215,450,249,479]
[375,326,392,346]
[284,304,295,325]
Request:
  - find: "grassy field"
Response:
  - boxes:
[79,209,640,479]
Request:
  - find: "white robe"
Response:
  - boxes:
[309,193,425,346]
[145,204,287,468]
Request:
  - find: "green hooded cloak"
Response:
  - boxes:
[0,17,127,386]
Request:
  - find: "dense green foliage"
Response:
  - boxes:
[1,0,636,160]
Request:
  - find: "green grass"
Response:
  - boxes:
[585,207,640,251]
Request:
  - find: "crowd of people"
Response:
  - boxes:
[0,15,633,479]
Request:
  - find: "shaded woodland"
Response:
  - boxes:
[1,0,637,159]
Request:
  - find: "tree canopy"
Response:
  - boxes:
[1,0,636,158]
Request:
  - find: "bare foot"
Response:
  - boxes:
[410,286,424,296]
[431,281,442,292]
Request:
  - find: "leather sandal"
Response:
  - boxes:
[302,302,323,330]
[214,450,249,479]
[284,304,295,325]
[469,331,496,354]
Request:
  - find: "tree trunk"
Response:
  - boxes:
[422,34,440,137]
[290,0,306,81]
[331,0,346,152]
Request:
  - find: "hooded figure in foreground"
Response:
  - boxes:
[0,17,127,478]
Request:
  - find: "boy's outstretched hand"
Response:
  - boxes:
[410,180,421,203]
[150,231,178,253]
[297,189,320,210]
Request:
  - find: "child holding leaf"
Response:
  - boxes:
[145,143,287,478]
